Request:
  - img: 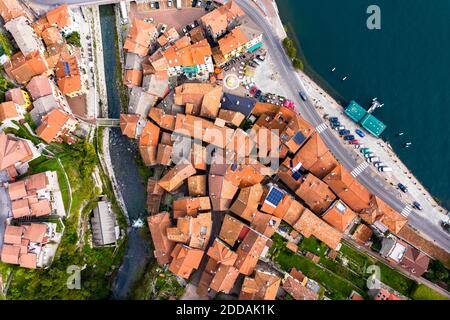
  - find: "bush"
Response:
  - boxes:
[282,37,305,71]
[65,32,81,47]
[293,58,304,70]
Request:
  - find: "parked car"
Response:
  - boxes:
[155,1,160,9]
[168,0,173,7]
[378,166,392,172]
[367,156,379,163]
[349,139,359,145]
[398,183,408,193]
[249,86,258,95]
[355,129,365,138]
[373,161,383,168]
[364,152,375,158]
[254,90,262,98]
[150,2,155,8]
[197,0,202,7]
[257,54,266,61]
[339,129,350,136]
[160,24,167,34]
[335,125,345,131]
[329,117,338,123]
[413,201,422,210]
[343,135,355,141]
[299,91,307,101]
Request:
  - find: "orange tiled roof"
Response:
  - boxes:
[200,1,245,36]
[239,269,281,300]
[251,211,281,238]
[282,275,318,300]
[360,196,407,234]
[124,18,158,56]
[322,200,358,232]
[234,229,269,275]
[123,69,142,88]
[119,113,139,138]
[173,196,211,219]
[0,101,19,121]
[273,195,306,225]
[295,173,336,214]
[352,223,373,245]
[148,107,175,131]
[292,133,338,179]
[163,39,212,68]
[323,164,372,212]
[169,243,204,279]
[46,4,72,28]
[26,75,53,100]
[36,108,76,143]
[147,212,175,265]
[4,225,23,245]
[218,27,248,56]
[41,26,64,46]
[207,238,238,266]
[230,183,263,222]
[0,0,24,23]
[4,51,48,84]
[188,175,207,196]
[209,264,240,294]
[293,209,342,250]
[158,160,196,192]
[138,121,160,165]
[219,214,246,247]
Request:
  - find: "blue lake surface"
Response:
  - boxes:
[277,0,450,208]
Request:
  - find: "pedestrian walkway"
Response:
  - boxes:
[400,205,412,217]
[351,161,369,177]
[315,122,328,134]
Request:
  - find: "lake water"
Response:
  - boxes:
[277,0,450,209]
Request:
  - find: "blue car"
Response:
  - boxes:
[355,129,365,138]
[329,117,338,123]
[339,129,350,136]
[343,135,355,141]
[413,201,423,210]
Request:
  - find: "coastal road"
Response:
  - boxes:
[235,0,450,253]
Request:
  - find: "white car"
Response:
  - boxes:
[197,0,202,7]
[160,24,167,34]
[150,2,155,8]
[168,0,173,7]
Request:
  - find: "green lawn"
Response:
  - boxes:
[270,234,365,300]
[299,236,328,257]
[411,284,449,300]
[339,243,417,296]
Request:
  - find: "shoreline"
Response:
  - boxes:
[264,0,448,220]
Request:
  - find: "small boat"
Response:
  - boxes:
[331,67,336,72]
[372,97,378,101]
[342,76,348,81]
[132,219,144,228]
[396,132,404,136]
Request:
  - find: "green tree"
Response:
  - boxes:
[65,32,81,47]
[293,58,304,70]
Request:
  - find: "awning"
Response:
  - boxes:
[247,42,263,53]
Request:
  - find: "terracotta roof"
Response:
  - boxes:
[36,108,77,143]
[173,196,211,218]
[234,229,269,275]
[209,174,238,211]
[0,0,25,23]
[218,109,245,127]
[148,107,175,131]
[251,212,281,238]
[42,26,64,46]
[323,164,372,212]
[360,195,407,234]
[174,83,222,118]
[124,18,158,56]
[119,113,139,138]
[399,246,430,276]
[8,180,27,200]
[0,101,19,121]
[164,38,212,69]
[239,269,281,300]
[4,51,48,84]
[292,133,338,179]
[123,69,142,88]
[0,244,20,264]
[293,209,342,250]
[0,132,33,170]
[26,75,53,100]
[282,275,318,300]
[188,175,207,196]
[155,143,172,166]
[22,223,47,243]
[168,243,204,279]
[219,214,246,247]
[147,212,175,265]
[295,174,336,214]
[5,88,28,106]
[209,264,240,294]
[322,200,357,232]
[207,238,238,266]
[230,183,263,222]
[46,4,71,28]
[374,288,402,300]
[200,1,245,37]
[351,224,373,245]
[4,225,23,245]
[55,56,82,94]
[286,241,298,253]
[19,252,37,269]
[218,27,249,56]
[147,177,164,214]
[272,195,305,225]
[138,121,160,165]
[159,160,196,192]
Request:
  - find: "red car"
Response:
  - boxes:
[283,100,295,109]
[349,139,359,145]
[249,86,258,95]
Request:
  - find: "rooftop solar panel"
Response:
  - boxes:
[266,187,284,206]
[293,131,306,145]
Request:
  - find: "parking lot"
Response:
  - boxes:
[130,2,206,30]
